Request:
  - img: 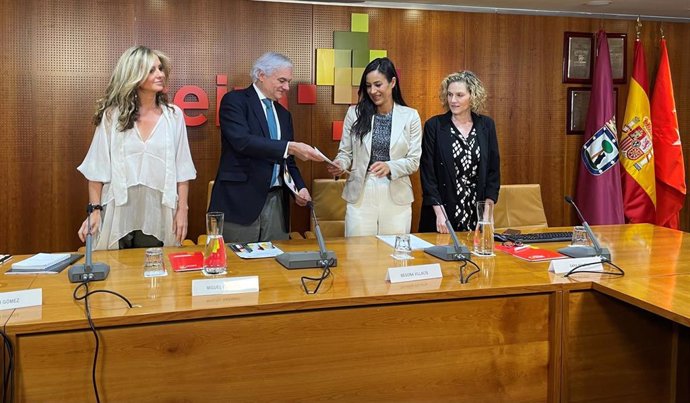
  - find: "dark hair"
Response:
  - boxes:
[351,57,407,141]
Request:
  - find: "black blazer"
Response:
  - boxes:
[209,85,305,228]
[418,111,500,232]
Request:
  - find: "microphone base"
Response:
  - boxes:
[557,246,611,261]
[275,251,337,270]
[68,263,110,283]
[424,245,472,261]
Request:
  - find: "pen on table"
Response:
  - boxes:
[0,255,13,265]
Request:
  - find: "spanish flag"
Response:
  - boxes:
[620,39,656,223]
[652,38,686,229]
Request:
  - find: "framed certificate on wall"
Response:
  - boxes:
[607,33,627,84]
[563,32,594,84]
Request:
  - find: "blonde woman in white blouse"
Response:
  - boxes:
[77,46,196,250]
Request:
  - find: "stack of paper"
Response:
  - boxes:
[11,253,71,271]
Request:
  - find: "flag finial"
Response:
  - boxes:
[636,16,642,40]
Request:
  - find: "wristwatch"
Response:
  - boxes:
[88,203,103,212]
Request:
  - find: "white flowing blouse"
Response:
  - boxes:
[77,104,197,250]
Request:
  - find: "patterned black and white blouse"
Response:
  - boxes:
[368,111,392,167]
[450,124,481,231]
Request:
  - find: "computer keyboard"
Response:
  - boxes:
[494,231,573,243]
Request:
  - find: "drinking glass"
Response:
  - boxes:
[571,226,592,247]
[203,212,227,276]
[473,201,495,256]
[393,234,412,260]
[144,247,166,277]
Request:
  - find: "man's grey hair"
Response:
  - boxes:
[251,52,293,82]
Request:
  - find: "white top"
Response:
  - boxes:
[77,104,197,250]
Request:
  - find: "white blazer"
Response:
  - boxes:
[334,104,422,205]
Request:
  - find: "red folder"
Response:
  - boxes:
[495,244,566,262]
[168,252,204,272]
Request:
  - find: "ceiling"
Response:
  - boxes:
[282,0,690,21]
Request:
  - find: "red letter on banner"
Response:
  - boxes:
[173,85,209,126]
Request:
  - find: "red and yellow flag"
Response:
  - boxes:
[652,38,686,229]
[620,39,655,223]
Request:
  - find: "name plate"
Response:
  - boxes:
[549,257,603,275]
[0,288,42,311]
[386,263,442,283]
[192,276,260,296]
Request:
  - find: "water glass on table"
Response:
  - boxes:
[571,226,592,247]
[144,247,166,277]
[393,234,412,260]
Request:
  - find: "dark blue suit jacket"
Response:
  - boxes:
[209,85,306,227]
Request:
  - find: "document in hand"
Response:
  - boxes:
[313,147,351,174]
[11,253,72,271]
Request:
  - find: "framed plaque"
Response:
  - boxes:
[607,33,627,84]
[563,32,594,83]
[567,87,618,134]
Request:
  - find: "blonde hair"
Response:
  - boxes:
[93,45,172,131]
[439,70,487,113]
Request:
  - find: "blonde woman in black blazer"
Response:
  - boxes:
[419,71,500,233]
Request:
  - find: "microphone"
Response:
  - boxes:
[275,201,337,269]
[69,204,110,282]
[558,196,611,260]
[424,204,471,261]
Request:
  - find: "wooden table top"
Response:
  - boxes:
[3,223,690,334]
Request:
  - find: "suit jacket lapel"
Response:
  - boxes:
[389,104,404,152]
[438,112,455,171]
[247,85,270,138]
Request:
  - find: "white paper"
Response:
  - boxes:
[376,235,434,251]
[549,257,604,274]
[314,147,351,174]
[0,289,42,311]
[282,161,300,196]
[11,253,71,270]
[230,242,283,259]
[192,276,260,296]
[386,263,443,283]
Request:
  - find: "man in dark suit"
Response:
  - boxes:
[209,52,322,243]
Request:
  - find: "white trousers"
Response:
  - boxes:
[345,175,412,237]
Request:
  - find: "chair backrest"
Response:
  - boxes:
[310,179,347,238]
[493,184,548,230]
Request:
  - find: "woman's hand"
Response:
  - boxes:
[436,213,449,233]
[326,160,345,177]
[173,207,188,245]
[369,161,390,178]
[78,210,101,242]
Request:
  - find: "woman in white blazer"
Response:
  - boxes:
[328,58,422,236]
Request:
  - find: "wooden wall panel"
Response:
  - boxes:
[16,294,552,402]
[1,0,690,253]
[566,291,674,402]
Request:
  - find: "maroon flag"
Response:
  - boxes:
[574,30,625,224]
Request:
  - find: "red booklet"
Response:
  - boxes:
[495,244,566,262]
[168,251,204,272]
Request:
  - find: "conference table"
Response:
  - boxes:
[1,224,689,402]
